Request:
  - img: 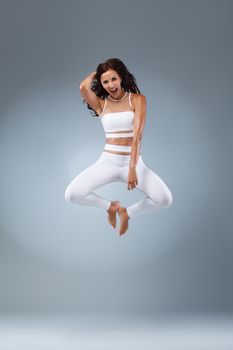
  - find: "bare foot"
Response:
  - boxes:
[107,201,121,229]
[118,207,130,236]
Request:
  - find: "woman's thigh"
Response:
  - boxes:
[65,154,121,197]
[120,156,173,206]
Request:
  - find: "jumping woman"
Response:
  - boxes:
[65,58,173,236]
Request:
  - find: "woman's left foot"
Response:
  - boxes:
[107,201,121,228]
[118,207,130,236]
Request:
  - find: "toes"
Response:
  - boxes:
[108,218,115,228]
[119,228,127,236]
[118,212,129,236]
[108,213,117,228]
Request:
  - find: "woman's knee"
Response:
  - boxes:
[151,188,173,208]
[162,190,173,208]
[64,183,86,203]
[64,185,73,203]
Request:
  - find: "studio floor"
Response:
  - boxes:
[0,313,233,350]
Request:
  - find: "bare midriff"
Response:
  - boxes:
[105,137,133,145]
[103,130,140,156]
[104,137,132,155]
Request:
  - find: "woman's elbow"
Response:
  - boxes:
[132,133,143,144]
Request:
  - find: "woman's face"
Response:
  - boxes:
[100,69,124,98]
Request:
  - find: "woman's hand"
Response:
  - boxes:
[127,167,138,190]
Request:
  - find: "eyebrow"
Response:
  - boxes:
[102,76,117,83]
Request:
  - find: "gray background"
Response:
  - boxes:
[0,0,233,317]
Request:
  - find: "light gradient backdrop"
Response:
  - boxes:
[0,0,232,320]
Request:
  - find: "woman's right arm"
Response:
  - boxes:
[79,71,96,89]
[79,71,102,114]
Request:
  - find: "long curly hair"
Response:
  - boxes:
[82,58,141,117]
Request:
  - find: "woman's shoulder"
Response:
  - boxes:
[130,92,146,102]
[130,92,145,98]
[130,93,146,110]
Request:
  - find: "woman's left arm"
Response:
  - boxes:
[128,94,147,190]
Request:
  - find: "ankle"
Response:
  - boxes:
[107,201,120,213]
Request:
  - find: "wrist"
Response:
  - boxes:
[90,71,96,79]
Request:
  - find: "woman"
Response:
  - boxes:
[65,58,173,236]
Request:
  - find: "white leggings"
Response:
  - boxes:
[64,152,173,219]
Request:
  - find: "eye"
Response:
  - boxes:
[102,77,117,84]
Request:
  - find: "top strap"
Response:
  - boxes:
[101,97,108,116]
[129,92,133,109]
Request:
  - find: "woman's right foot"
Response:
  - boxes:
[107,201,121,229]
[117,207,130,236]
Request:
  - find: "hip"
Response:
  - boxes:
[98,151,143,167]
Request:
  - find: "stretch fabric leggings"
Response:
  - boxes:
[64,152,173,219]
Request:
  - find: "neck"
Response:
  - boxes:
[108,90,128,102]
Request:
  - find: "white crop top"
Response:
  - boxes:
[100,110,134,133]
[100,92,134,132]
[99,92,141,154]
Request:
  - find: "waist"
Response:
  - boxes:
[104,144,132,152]
[103,143,141,155]
[105,137,133,146]
[105,130,134,138]
[99,152,143,167]
[103,129,140,155]
[105,129,133,145]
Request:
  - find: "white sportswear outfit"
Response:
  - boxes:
[64,92,173,218]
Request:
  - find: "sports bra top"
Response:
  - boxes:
[99,91,141,154]
[99,91,134,133]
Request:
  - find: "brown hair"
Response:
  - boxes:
[82,57,141,117]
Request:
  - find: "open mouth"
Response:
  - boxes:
[110,88,117,93]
